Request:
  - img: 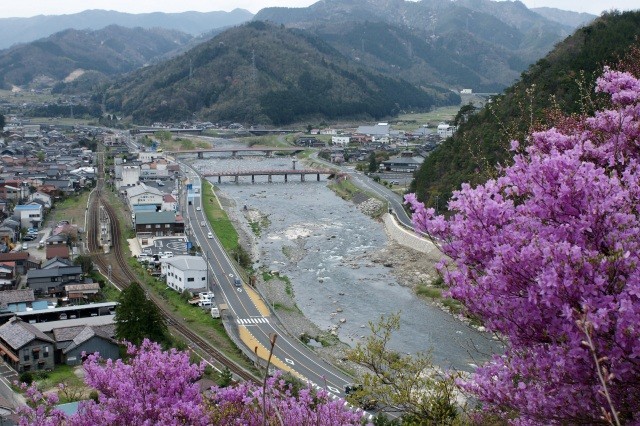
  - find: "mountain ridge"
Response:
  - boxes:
[0,9,253,49]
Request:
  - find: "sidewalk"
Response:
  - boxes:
[382,213,440,256]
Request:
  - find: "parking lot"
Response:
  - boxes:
[137,236,189,258]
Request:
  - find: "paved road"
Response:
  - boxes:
[180,165,359,406]
[311,154,415,229]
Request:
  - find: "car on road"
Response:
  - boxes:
[22,243,28,250]
[207,232,213,239]
[196,206,201,211]
[234,277,242,287]
[23,235,36,241]
[200,221,206,227]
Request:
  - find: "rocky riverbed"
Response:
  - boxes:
[216,188,449,370]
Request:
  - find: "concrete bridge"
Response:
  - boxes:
[202,169,335,184]
[168,146,304,158]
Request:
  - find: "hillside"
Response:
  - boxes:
[0,9,253,49]
[255,0,586,91]
[410,10,640,209]
[102,21,459,125]
[0,25,193,90]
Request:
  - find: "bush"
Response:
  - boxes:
[19,371,34,385]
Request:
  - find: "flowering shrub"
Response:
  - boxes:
[18,339,365,426]
[405,68,640,424]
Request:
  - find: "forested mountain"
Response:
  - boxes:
[531,7,596,28]
[410,11,640,209]
[102,21,459,125]
[0,25,192,90]
[255,0,593,91]
[0,9,253,49]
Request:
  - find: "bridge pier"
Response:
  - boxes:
[218,176,221,184]
[251,175,255,184]
[301,173,305,182]
[234,175,239,183]
[268,175,272,183]
[197,152,203,159]
[284,174,288,183]
[231,150,237,158]
[266,150,273,158]
[317,173,320,181]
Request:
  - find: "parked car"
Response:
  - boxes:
[23,235,36,241]
[22,243,28,250]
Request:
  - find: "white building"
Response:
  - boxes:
[14,204,43,228]
[161,256,208,293]
[437,123,456,138]
[138,151,165,163]
[120,164,141,187]
[124,183,164,210]
[331,136,350,146]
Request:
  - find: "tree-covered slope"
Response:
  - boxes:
[103,21,459,125]
[411,11,640,209]
[255,0,585,91]
[0,25,192,89]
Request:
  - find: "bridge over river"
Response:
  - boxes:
[202,168,336,184]
[169,146,304,158]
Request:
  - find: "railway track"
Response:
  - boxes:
[87,152,258,383]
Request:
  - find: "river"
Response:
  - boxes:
[191,144,500,372]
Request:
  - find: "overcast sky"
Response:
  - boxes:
[0,1,637,18]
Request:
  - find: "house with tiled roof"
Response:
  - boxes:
[0,317,55,372]
[0,252,38,274]
[0,289,34,310]
[51,324,118,366]
[162,194,177,212]
[26,264,83,296]
[46,246,70,260]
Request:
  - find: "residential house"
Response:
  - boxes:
[0,289,35,311]
[0,262,16,289]
[0,252,38,275]
[63,283,100,303]
[161,194,177,212]
[51,324,118,366]
[14,204,43,229]
[46,246,70,260]
[28,191,52,209]
[26,264,83,296]
[134,211,184,237]
[160,255,208,293]
[0,317,55,372]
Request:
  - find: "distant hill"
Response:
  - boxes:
[103,21,459,125]
[410,11,640,209]
[0,9,253,49]
[0,25,193,90]
[532,7,597,28]
[254,0,582,91]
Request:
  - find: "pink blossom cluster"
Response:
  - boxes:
[18,339,365,426]
[405,67,640,424]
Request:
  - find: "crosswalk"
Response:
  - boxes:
[237,317,269,325]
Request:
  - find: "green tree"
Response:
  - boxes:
[73,255,94,274]
[115,282,168,345]
[368,152,379,173]
[347,313,460,424]
[153,130,172,142]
